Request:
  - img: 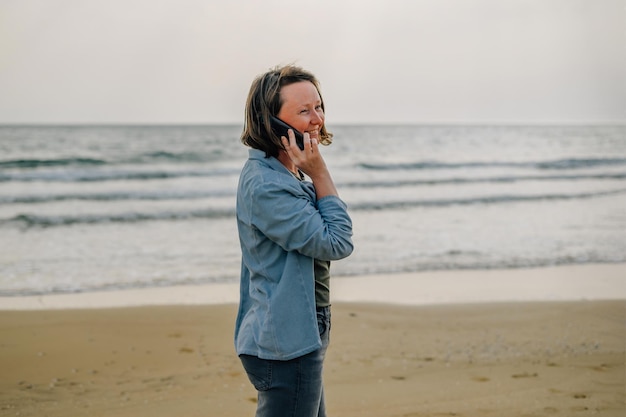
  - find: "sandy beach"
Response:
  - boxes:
[1,264,625,416]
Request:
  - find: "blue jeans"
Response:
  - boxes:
[240,306,331,417]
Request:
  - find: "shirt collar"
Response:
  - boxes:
[248,148,295,177]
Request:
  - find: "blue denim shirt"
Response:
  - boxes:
[235,149,353,360]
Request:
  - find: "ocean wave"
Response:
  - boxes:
[350,188,626,211]
[358,157,626,171]
[0,157,107,169]
[126,150,229,164]
[4,188,624,228]
[3,173,623,205]
[0,276,236,297]
[3,173,624,205]
[340,172,626,188]
[4,208,235,227]
[340,258,626,277]
[0,167,239,183]
[0,189,234,204]
[2,258,624,297]
[2,166,624,191]
[0,150,233,171]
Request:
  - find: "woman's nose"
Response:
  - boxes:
[311,110,324,126]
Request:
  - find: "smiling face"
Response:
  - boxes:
[277,81,325,141]
[241,65,333,158]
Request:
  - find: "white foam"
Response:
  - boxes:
[0,263,624,310]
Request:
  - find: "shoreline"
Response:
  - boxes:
[0,263,624,310]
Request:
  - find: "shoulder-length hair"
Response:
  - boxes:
[241,65,333,158]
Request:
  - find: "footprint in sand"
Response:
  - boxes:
[511,372,538,378]
[591,363,609,372]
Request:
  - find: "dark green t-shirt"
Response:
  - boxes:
[314,259,331,307]
[292,171,332,308]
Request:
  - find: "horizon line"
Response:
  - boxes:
[1,120,625,128]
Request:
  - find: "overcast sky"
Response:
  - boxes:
[1,0,624,124]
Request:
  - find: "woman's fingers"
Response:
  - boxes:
[281,130,325,177]
[282,130,310,155]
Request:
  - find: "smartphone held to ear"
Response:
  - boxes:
[270,116,304,150]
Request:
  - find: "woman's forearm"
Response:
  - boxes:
[309,169,338,199]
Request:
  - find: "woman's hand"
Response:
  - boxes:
[281,130,338,199]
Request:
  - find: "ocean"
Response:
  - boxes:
[0,124,624,297]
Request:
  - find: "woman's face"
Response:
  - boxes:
[277,81,324,141]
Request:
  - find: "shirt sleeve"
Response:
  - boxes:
[249,174,353,261]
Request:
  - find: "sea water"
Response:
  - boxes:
[0,124,624,296]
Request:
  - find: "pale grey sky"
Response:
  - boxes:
[1,0,624,124]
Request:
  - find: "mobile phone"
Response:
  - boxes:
[270,115,304,150]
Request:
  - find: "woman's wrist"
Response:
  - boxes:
[309,170,338,198]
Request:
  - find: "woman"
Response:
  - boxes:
[235,65,354,417]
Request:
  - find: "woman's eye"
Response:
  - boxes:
[299,105,322,115]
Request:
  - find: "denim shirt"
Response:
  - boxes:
[234,149,354,360]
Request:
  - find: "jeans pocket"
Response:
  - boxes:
[240,354,272,391]
[317,314,327,336]
[317,307,331,343]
